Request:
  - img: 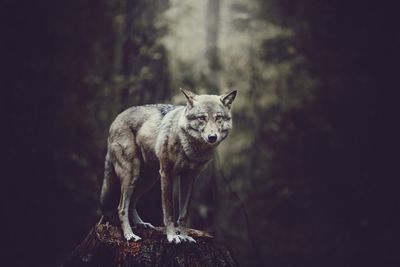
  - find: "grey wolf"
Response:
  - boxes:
[100,89,237,243]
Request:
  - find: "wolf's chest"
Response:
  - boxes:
[172,150,212,174]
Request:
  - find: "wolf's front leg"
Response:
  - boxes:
[177,174,196,242]
[160,162,182,243]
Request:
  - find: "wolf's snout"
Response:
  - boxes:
[208,134,218,143]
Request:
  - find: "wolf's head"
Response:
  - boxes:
[179,89,237,146]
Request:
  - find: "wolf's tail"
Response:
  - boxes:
[99,152,119,223]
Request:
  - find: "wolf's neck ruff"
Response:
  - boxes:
[178,129,214,164]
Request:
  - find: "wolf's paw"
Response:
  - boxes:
[124,231,142,241]
[137,222,156,229]
[167,233,183,244]
[166,233,196,243]
[176,226,196,243]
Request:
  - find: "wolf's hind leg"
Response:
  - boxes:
[132,209,156,229]
[112,141,141,241]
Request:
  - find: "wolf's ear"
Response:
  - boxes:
[220,90,237,108]
[180,88,197,106]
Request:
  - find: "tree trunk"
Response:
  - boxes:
[61,223,238,267]
[205,0,221,94]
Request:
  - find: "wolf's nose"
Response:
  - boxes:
[208,134,217,143]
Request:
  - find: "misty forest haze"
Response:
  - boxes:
[2,0,400,266]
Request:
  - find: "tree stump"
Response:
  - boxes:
[61,223,238,267]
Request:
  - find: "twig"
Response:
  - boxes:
[215,157,264,266]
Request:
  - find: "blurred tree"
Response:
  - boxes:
[3,0,170,266]
[204,0,221,93]
[3,0,399,266]
[160,0,400,266]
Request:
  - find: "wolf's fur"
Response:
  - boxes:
[100,89,237,243]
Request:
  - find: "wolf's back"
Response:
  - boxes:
[99,104,180,221]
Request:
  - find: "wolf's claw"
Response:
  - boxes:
[179,234,196,243]
[185,236,196,243]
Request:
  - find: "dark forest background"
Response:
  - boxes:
[2,0,400,266]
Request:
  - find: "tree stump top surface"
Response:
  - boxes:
[62,224,238,267]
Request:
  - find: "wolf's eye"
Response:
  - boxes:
[215,115,223,121]
[198,116,207,121]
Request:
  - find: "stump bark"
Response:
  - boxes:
[61,223,238,267]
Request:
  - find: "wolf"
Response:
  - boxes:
[99,89,237,243]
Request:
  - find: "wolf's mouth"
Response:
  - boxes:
[205,139,219,146]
